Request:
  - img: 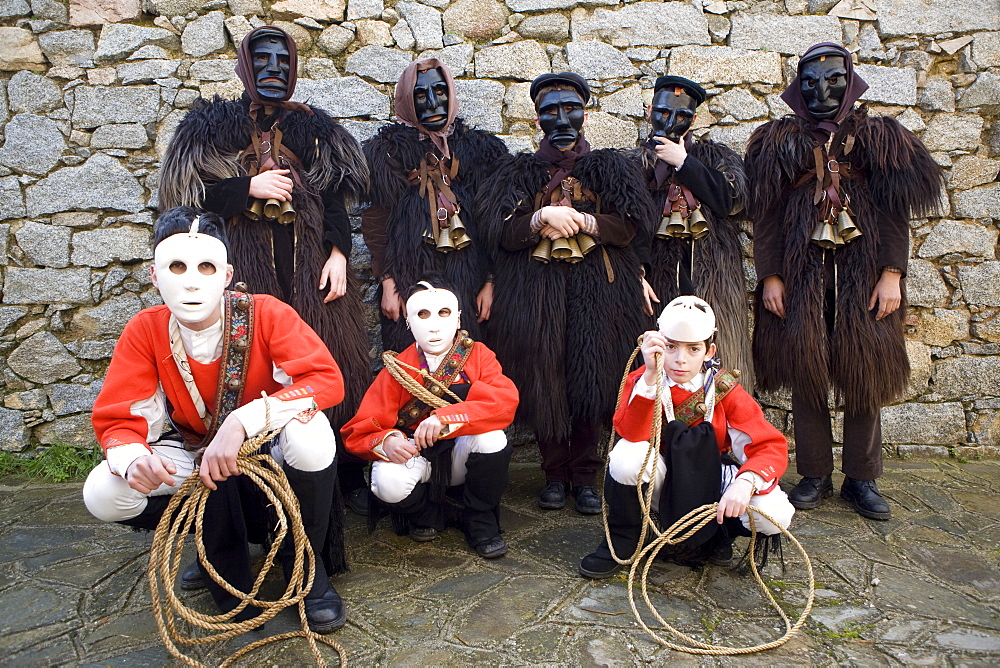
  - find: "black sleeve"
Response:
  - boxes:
[322,187,352,257]
[202,176,252,219]
[674,155,733,216]
[631,219,651,275]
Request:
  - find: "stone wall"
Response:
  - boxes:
[0,0,998,459]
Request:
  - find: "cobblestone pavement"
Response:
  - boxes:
[1,457,999,666]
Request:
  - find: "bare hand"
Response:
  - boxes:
[381,277,405,321]
[640,330,667,386]
[762,275,786,319]
[126,454,177,495]
[199,415,247,491]
[653,136,687,169]
[413,414,444,450]
[319,246,348,303]
[249,169,293,201]
[383,434,419,464]
[869,271,902,321]
[640,276,660,317]
[717,478,753,524]
[476,282,494,322]
[540,206,583,238]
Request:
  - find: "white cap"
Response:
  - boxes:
[657,295,717,342]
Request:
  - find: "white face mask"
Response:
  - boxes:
[405,288,461,355]
[152,232,231,329]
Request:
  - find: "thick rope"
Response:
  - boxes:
[147,399,347,667]
[381,351,461,408]
[599,342,815,654]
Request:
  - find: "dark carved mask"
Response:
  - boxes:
[414,68,449,132]
[250,34,290,101]
[536,88,585,150]
[649,88,697,143]
[799,55,848,121]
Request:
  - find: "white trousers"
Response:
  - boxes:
[607,438,795,535]
[371,430,507,504]
[83,411,336,523]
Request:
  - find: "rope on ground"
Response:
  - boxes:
[600,342,815,655]
[147,399,347,667]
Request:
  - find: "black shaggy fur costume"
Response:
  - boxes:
[158,96,371,430]
[630,138,754,389]
[746,106,943,414]
[482,148,654,446]
[362,119,508,352]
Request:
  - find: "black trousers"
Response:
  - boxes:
[792,393,883,481]
[537,418,603,487]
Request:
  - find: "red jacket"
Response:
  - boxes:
[614,367,787,484]
[342,341,519,461]
[92,294,344,453]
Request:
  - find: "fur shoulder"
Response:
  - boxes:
[362,123,425,207]
[744,115,813,220]
[281,106,369,206]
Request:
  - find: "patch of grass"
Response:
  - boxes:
[0,444,102,482]
[823,622,875,640]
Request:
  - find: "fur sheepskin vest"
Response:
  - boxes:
[745,106,943,414]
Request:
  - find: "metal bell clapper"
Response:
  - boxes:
[550,237,573,260]
[263,198,282,220]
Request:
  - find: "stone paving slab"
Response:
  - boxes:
[1,458,999,665]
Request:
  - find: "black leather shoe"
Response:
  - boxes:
[579,552,622,579]
[408,525,439,542]
[305,584,347,634]
[180,560,205,591]
[708,538,735,567]
[841,477,891,520]
[474,535,508,559]
[345,487,369,517]
[537,481,568,510]
[787,475,834,510]
[572,485,602,515]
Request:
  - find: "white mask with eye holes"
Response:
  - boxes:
[152,227,232,329]
[405,284,461,355]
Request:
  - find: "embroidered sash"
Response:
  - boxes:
[671,368,740,427]
[395,330,475,431]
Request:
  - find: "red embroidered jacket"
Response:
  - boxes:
[342,341,519,461]
[614,367,788,485]
[92,294,344,454]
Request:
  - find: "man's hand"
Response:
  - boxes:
[640,330,667,386]
[476,282,494,322]
[717,477,753,524]
[762,275,786,318]
[640,276,660,317]
[413,414,444,450]
[249,169,293,201]
[869,271,902,321]
[319,246,348,303]
[199,414,247,491]
[540,206,583,238]
[126,454,177,494]
[653,136,687,169]
[381,277,405,320]
[383,434,419,464]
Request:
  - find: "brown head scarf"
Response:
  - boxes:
[235,26,312,115]
[781,42,867,138]
[394,58,459,158]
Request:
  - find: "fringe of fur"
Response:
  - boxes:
[481,149,650,442]
[747,108,941,413]
[632,141,755,389]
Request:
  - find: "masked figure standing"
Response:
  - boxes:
[481,72,653,515]
[746,43,943,519]
[361,59,509,353]
[158,26,372,504]
[630,75,752,387]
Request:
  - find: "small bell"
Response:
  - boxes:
[566,236,584,263]
[436,227,456,252]
[450,214,472,249]
[226,377,242,391]
[245,198,264,221]
[233,338,248,352]
[836,209,862,243]
[655,215,672,240]
[263,198,282,220]
[695,402,708,415]
[531,238,552,262]
[688,208,709,239]
[277,199,296,225]
[665,210,686,237]
[576,232,597,255]
[423,228,435,245]
[811,220,837,249]
[550,237,573,260]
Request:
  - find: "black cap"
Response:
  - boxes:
[654,75,707,107]
[530,71,591,108]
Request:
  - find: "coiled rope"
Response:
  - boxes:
[381,350,463,409]
[599,339,815,654]
[147,399,347,667]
